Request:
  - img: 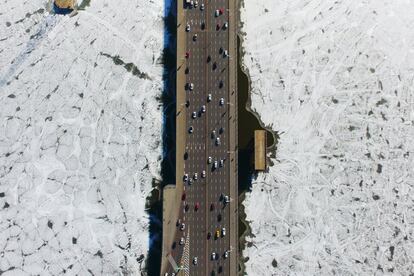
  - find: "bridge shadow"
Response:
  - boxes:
[145,0,177,275]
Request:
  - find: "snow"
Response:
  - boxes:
[241,0,414,275]
[0,0,164,274]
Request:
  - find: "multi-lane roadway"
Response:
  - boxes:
[162,0,237,275]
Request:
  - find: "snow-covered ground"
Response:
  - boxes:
[241,0,414,275]
[0,0,164,274]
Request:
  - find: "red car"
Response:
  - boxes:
[210,203,215,211]
[182,193,186,201]
[195,202,200,211]
[219,8,224,14]
[216,23,221,30]
[185,52,190,58]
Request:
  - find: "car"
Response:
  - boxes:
[219,47,223,54]
[207,94,212,102]
[201,22,205,30]
[188,178,193,185]
[219,8,224,14]
[192,111,197,119]
[211,252,216,260]
[224,195,230,203]
[207,55,211,62]
[188,126,193,133]
[183,174,189,181]
[194,172,198,180]
[180,237,185,245]
[200,3,204,10]
[218,266,223,273]
[201,170,206,178]
[212,62,217,70]
[217,213,222,222]
[189,82,194,90]
[223,22,228,29]
[213,160,218,168]
[216,23,221,30]
[176,218,181,226]
[222,227,226,236]
[185,52,190,58]
[195,202,200,211]
[180,223,185,231]
[201,105,206,113]
[185,67,189,74]
[215,10,220,17]
[194,0,198,8]
[219,98,224,105]
[215,230,220,238]
[219,193,224,201]
[219,80,224,88]
[224,251,229,259]
[219,127,224,134]
[193,34,198,41]
[184,204,189,212]
[207,232,211,239]
[223,50,229,57]
[185,100,190,107]
[193,257,198,265]
[208,156,212,164]
[211,130,216,138]
[215,137,221,145]
[211,271,216,276]
[219,159,224,167]
[186,24,190,32]
[181,193,186,200]
[210,203,215,211]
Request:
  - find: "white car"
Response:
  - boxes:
[224,250,229,258]
[224,195,230,203]
[194,0,198,7]
[186,24,190,32]
[188,178,193,185]
[194,173,198,180]
[201,170,206,178]
[219,98,224,106]
[193,34,198,41]
[207,94,212,102]
[193,257,198,265]
[201,105,206,113]
[208,156,212,164]
[213,160,218,169]
[183,174,189,181]
[200,3,204,10]
[215,10,220,17]
[180,223,185,231]
[180,237,185,245]
[211,252,216,260]
[192,111,197,119]
[223,22,228,29]
[189,83,194,90]
[222,227,226,236]
[188,126,193,133]
[215,137,221,145]
[223,50,229,57]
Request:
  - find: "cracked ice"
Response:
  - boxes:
[241,0,414,275]
[0,0,164,274]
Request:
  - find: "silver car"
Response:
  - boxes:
[201,105,206,113]
[224,250,229,258]
[183,174,189,181]
[211,130,216,138]
[180,237,185,245]
[215,137,221,145]
[213,160,218,169]
[200,3,204,10]
[207,94,212,102]
[211,252,216,260]
[215,9,220,17]
[194,173,198,180]
[192,111,197,119]
[208,156,212,164]
[219,98,224,106]
[193,34,198,41]
[219,159,224,167]
[186,24,191,32]
[222,227,226,236]
[193,257,198,265]
[194,0,198,7]
[201,170,206,178]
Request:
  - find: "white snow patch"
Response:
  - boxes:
[241,0,414,275]
[0,0,164,274]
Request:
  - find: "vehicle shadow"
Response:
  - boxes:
[145,0,177,275]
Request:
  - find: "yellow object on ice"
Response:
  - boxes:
[54,0,75,9]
